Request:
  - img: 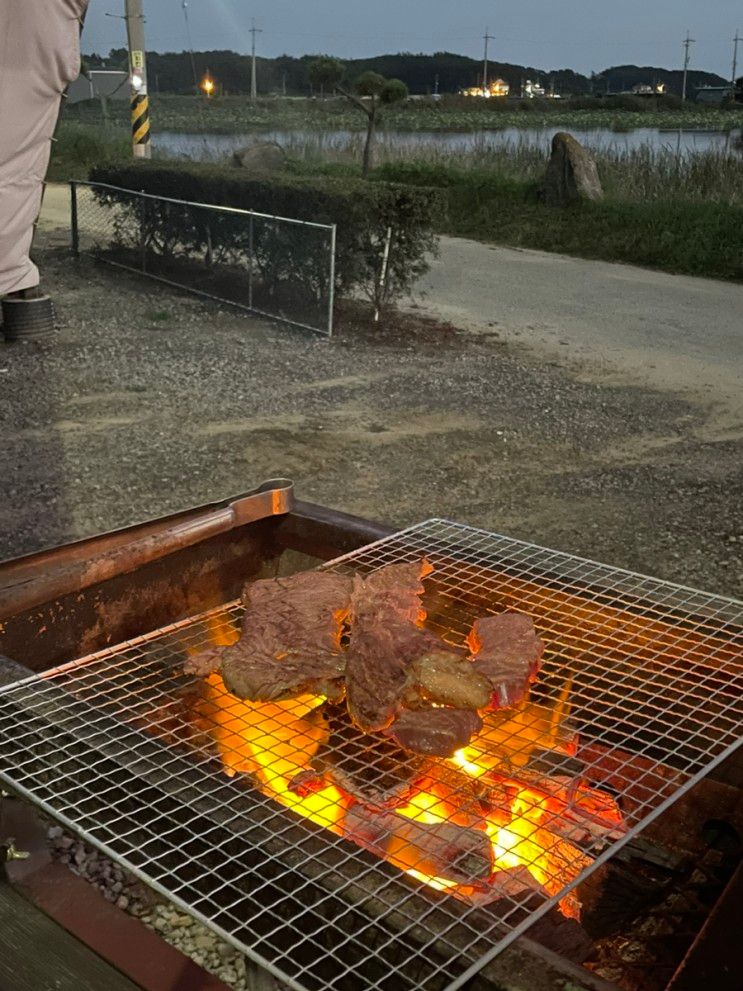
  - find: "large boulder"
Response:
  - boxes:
[231,142,287,173]
[541,132,603,206]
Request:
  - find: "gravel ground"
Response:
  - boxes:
[47,825,271,990]
[1,237,740,595]
[4,238,741,987]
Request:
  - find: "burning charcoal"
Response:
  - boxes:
[343,803,493,886]
[387,707,484,758]
[467,612,544,709]
[404,651,491,711]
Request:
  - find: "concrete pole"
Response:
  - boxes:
[125,0,151,157]
[732,32,741,101]
[482,28,494,96]
[250,18,262,101]
[681,32,694,103]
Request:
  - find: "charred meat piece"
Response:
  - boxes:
[387,707,484,758]
[345,560,440,731]
[404,651,492,711]
[467,612,544,709]
[191,571,352,703]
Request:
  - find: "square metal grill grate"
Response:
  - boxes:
[0,519,741,991]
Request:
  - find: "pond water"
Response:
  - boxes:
[155,126,743,161]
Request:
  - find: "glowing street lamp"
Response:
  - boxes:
[201,73,215,98]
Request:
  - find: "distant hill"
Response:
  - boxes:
[83,49,727,99]
[598,64,727,95]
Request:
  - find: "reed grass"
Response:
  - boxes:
[282,133,743,205]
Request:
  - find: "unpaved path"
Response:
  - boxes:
[2,234,741,596]
[413,235,743,420]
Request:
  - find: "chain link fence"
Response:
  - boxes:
[70,181,336,336]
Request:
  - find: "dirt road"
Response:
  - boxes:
[414,235,743,419]
[2,228,741,596]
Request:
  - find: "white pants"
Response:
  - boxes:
[0,0,88,295]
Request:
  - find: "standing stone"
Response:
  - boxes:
[231,142,287,173]
[541,132,603,206]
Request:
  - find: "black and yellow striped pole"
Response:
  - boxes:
[130,91,150,154]
[125,0,152,159]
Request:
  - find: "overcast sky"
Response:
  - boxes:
[82,0,741,77]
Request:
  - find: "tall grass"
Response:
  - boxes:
[48,123,130,181]
[282,133,743,205]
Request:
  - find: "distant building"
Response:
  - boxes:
[694,85,732,105]
[523,79,545,98]
[461,78,510,98]
[67,70,129,104]
[631,82,666,96]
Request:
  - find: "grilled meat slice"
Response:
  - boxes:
[467,612,544,709]
[404,651,492,711]
[191,571,352,703]
[345,560,439,731]
[222,651,347,704]
[387,707,484,758]
[183,648,223,678]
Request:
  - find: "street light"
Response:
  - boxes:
[201,73,215,98]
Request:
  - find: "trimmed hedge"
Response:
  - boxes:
[89,162,443,314]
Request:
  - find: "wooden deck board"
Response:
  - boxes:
[0,879,141,991]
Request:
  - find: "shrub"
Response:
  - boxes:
[89,161,442,316]
[48,123,129,182]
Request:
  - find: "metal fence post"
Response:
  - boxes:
[327,224,337,338]
[248,212,254,309]
[70,181,79,258]
[139,193,147,273]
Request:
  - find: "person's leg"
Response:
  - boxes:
[0,0,88,297]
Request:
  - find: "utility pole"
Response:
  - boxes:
[250,18,262,101]
[182,1,199,92]
[732,30,742,101]
[125,0,151,157]
[681,31,695,102]
[482,27,495,95]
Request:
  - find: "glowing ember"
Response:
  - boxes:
[175,613,620,919]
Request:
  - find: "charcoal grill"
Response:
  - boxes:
[0,490,741,991]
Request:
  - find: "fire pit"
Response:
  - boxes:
[0,499,741,991]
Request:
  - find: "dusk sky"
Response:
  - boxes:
[82,0,741,77]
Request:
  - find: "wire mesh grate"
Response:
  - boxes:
[0,519,741,991]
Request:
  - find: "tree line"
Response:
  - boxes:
[84,49,727,98]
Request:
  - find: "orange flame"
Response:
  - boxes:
[178,618,608,917]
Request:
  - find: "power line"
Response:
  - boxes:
[681,31,695,102]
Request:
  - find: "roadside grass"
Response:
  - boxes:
[48,123,129,182]
[282,158,743,281]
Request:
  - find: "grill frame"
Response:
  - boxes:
[0,517,741,991]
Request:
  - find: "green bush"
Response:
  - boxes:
[88,161,443,315]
